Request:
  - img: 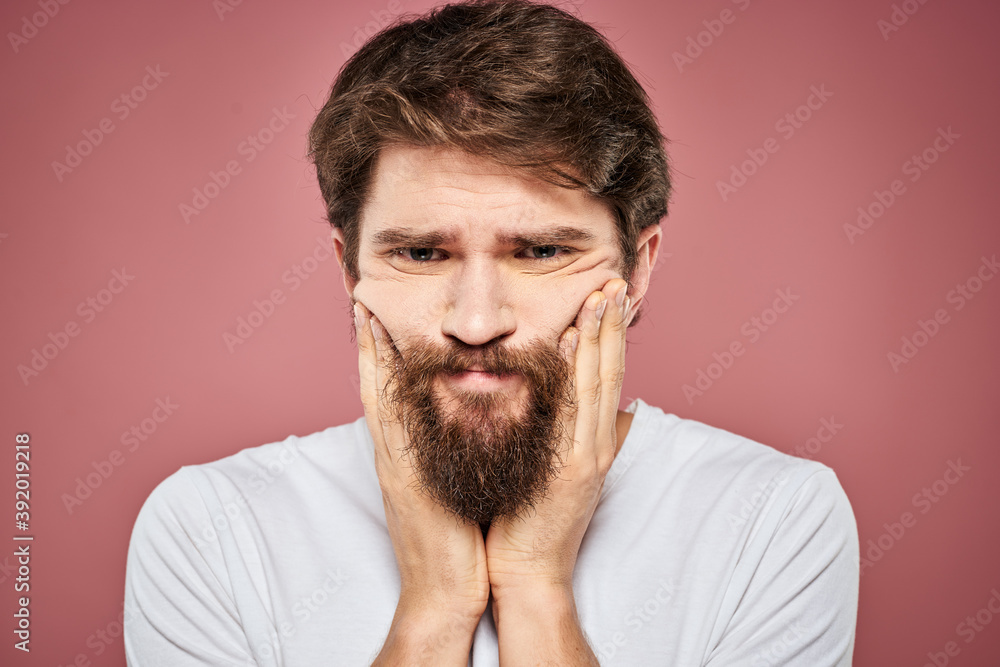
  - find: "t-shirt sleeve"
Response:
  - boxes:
[704,467,859,666]
[123,468,260,666]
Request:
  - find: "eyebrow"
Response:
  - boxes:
[370,225,598,248]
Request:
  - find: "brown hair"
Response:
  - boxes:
[308,0,670,297]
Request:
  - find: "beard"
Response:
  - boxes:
[378,328,575,528]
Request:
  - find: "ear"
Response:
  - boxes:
[331,227,357,297]
[625,223,662,322]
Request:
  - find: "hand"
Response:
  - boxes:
[354,302,489,665]
[486,278,630,661]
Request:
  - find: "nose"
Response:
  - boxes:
[439,259,515,347]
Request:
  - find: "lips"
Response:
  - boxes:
[444,368,518,391]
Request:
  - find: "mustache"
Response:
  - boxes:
[386,334,566,377]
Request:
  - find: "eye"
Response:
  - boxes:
[521,245,571,260]
[395,248,441,262]
[390,245,573,264]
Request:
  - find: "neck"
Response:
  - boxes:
[614,408,635,458]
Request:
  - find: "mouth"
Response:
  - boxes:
[443,368,520,392]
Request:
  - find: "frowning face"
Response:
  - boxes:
[333,143,659,523]
[341,143,637,406]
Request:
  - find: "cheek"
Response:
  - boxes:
[352,277,441,344]
[520,270,620,335]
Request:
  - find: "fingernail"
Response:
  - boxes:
[616,285,626,310]
[571,330,580,352]
[353,303,363,330]
[623,296,631,321]
[370,318,383,342]
[595,295,607,321]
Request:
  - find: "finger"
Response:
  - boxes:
[355,302,391,463]
[571,289,606,460]
[370,314,412,467]
[554,325,581,468]
[595,279,630,461]
[369,315,395,426]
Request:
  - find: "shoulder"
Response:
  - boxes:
[129,416,373,546]
[628,399,834,478]
[627,402,858,661]
[624,399,855,540]
[123,421,370,665]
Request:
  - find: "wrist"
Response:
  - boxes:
[397,591,487,630]
[376,601,482,666]
[491,584,598,665]
[491,580,577,625]
[489,569,573,604]
[399,575,489,612]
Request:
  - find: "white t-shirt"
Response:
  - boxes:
[124,398,858,666]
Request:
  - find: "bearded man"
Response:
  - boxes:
[124,1,859,665]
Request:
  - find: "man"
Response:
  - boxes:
[124,1,859,665]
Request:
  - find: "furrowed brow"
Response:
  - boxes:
[370,228,457,248]
[370,225,597,248]
[497,226,598,247]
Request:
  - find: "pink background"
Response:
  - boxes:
[2,0,998,665]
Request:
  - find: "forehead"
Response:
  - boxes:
[359,144,616,243]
